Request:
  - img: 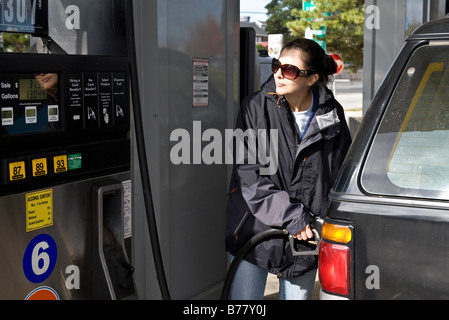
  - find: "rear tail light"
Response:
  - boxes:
[318,222,353,296]
[319,242,351,295]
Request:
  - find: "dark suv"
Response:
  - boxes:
[318,17,449,299]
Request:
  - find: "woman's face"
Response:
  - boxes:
[274,49,318,97]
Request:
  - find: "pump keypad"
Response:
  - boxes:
[4,152,83,185]
[67,72,128,130]
[0,55,130,193]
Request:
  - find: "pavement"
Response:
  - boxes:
[334,79,363,109]
[333,79,364,136]
[263,77,363,300]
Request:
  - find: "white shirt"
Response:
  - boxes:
[293,93,314,139]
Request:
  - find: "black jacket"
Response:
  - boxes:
[225,76,352,278]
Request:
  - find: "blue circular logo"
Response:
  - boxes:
[23,234,57,284]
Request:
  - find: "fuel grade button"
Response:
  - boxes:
[32,158,48,177]
[53,155,68,174]
[9,161,26,181]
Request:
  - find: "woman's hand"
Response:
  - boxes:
[293,224,314,241]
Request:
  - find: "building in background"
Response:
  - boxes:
[363,0,449,113]
[240,16,268,49]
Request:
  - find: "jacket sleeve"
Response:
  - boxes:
[232,98,312,235]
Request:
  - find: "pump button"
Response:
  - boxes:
[53,155,68,174]
[32,158,48,177]
[9,161,26,181]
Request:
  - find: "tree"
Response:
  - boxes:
[265,0,303,43]
[2,33,30,53]
[287,0,365,72]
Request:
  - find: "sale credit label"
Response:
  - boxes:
[26,189,53,232]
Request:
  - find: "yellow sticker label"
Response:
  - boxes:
[53,155,68,174]
[26,189,53,232]
[9,161,26,181]
[32,158,48,177]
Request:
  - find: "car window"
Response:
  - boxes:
[361,45,449,199]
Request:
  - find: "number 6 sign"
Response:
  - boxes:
[23,234,57,283]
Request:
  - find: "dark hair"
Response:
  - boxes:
[280,38,337,85]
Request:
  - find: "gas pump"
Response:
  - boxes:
[0,0,135,299]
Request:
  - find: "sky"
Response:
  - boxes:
[240,0,271,22]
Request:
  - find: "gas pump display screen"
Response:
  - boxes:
[0,73,61,136]
[19,79,47,100]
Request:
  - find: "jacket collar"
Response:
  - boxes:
[263,75,335,110]
[263,75,341,134]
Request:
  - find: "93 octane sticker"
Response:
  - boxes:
[53,155,68,173]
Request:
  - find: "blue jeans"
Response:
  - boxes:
[229,255,317,300]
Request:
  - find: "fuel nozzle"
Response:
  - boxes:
[311,217,323,236]
[288,217,323,257]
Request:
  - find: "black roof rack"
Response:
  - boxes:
[407,16,449,41]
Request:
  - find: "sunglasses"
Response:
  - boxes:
[271,58,316,80]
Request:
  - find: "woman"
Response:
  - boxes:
[225,39,352,300]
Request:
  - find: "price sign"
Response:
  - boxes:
[0,0,48,35]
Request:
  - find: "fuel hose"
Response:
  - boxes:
[220,218,322,300]
[220,229,288,300]
[124,0,171,300]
